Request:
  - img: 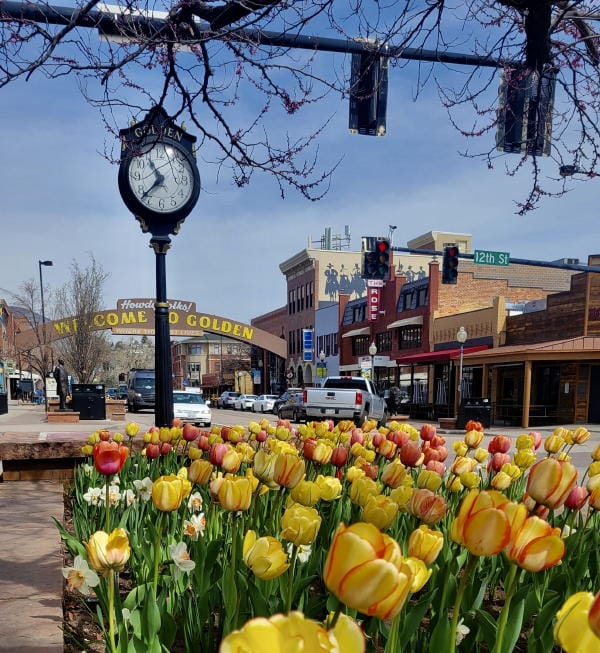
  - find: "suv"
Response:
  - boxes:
[216,391,241,409]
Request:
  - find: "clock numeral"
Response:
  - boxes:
[171,198,177,207]
[132,171,141,181]
[158,198,165,210]
[138,185,145,195]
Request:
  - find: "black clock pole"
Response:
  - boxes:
[152,235,174,427]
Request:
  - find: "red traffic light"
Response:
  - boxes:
[446,246,459,257]
[377,241,389,253]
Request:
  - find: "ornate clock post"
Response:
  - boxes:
[119,106,200,427]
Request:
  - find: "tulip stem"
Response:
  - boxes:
[104,480,110,532]
[384,611,403,653]
[448,553,477,653]
[326,600,342,630]
[492,563,519,653]
[107,568,117,653]
[286,544,298,613]
[152,512,164,598]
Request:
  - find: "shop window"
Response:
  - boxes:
[399,326,422,349]
[352,336,370,356]
[376,331,392,352]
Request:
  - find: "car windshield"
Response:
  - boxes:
[173,393,206,405]
[134,379,155,391]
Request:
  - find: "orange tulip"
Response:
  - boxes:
[450,490,515,556]
[506,515,565,571]
[93,440,129,475]
[407,488,447,525]
[323,522,413,620]
[526,458,578,510]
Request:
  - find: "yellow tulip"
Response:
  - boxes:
[85,528,131,575]
[242,530,289,580]
[491,471,512,491]
[589,461,600,478]
[323,522,413,620]
[280,504,321,546]
[390,485,413,510]
[405,556,432,593]
[459,471,481,490]
[349,476,381,507]
[464,429,483,449]
[506,515,565,572]
[526,458,578,510]
[188,459,213,485]
[407,525,444,565]
[312,441,333,464]
[381,459,407,489]
[152,474,190,511]
[315,475,342,501]
[291,479,322,507]
[417,469,443,492]
[515,434,534,450]
[544,434,564,454]
[453,441,469,457]
[217,474,253,511]
[592,444,600,461]
[554,592,600,653]
[219,611,366,653]
[273,452,305,489]
[513,448,536,470]
[450,490,514,556]
[221,448,243,473]
[253,449,279,488]
[361,494,399,531]
[572,427,591,444]
[473,447,489,464]
[346,466,366,482]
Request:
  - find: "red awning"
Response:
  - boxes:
[396,345,490,365]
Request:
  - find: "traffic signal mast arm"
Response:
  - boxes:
[392,247,600,273]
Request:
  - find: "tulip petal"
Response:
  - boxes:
[463,509,510,556]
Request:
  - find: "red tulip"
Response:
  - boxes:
[388,430,410,447]
[371,432,385,448]
[565,485,589,510]
[420,423,437,441]
[256,429,268,442]
[430,434,446,448]
[171,418,184,428]
[488,452,511,472]
[400,441,425,468]
[488,435,511,454]
[529,431,543,450]
[98,429,111,442]
[426,460,446,475]
[182,423,199,442]
[331,446,349,468]
[160,442,172,455]
[210,443,228,465]
[198,434,211,451]
[350,429,364,446]
[93,440,129,475]
[145,443,160,459]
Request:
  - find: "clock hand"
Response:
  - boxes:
[141,170,166,199]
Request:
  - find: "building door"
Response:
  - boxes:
[588,366,600,423]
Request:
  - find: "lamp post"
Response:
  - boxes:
[369,341,377,385]
[456,326,467,416]
[319,350,326,387]
[38,259,53,410]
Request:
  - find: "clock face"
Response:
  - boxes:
[127,142,195,214]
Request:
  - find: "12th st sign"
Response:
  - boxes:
[474,249,510,266]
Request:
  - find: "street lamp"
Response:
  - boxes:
[38,259,53,410]
[456,326,468,415]
[368,341,377,384]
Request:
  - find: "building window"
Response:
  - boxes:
[352,336,370,356]
[376,331,392,353]
[189,344,201,355]
[308,282,314,308]
[399,326,422,349]
[352,304,366,322]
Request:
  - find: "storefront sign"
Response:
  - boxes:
[368,286,380,321]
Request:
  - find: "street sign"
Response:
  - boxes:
[474,249,510,266]
[302,328,313,362]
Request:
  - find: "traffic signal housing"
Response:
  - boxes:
[118,372,126,383]
[362,238,390,280]
[442,246,459,284]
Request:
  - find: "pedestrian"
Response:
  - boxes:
[15,385,22,405]
[53,358,69,410]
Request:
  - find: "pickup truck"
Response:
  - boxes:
[303,376,388,426]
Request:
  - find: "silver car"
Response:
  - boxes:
[233,394,258,411]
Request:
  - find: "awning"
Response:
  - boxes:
[396,345,490,365]
[341,327,370,339]
[386,316,424,330]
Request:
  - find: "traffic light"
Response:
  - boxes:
[349,51,389,136]
[442,246,459,284]
[362,238,390,280]
[118,372,126,382]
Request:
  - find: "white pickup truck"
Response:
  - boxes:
[303,376,388,426]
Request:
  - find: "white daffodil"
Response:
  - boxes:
[169,542,196,573]
[133,477,153,502]
[62,555,100,595]
[286,542,312,564]
[111,475,121,486]
[98,484,121,506]
[82,487,103,506]
[183,513,207,540]
[187,491,204,512]
[82,463,94,477]
[122,489,136,507]
[456,618,470,645]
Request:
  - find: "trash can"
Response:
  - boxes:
[71,384,106,420]
[0,393,7,415]
[457,397,491,430]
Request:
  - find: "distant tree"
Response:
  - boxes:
[2,1,600,210]
[53,256,110,384]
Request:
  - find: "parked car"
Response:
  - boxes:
[272,389,303,414]
[277,392,306,422]
[127,368,155,412]
[106,387,118,399]
[233,394,258,411]
[117,384,128,400]
[251,394,280,413]
[216,391,241,409]
[173,391,212,427]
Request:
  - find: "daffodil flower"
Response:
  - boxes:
[169,542,196,573]
[83,487,103,506]
[183,513,207,540]
[62,555,100,595]
[122,489,136,506]
[187,491,204,512]
[133,477,153,501]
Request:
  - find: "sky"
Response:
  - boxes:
[1,15,598,326]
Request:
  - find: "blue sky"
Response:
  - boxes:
[1,24,597,324]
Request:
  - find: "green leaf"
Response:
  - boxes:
[141,593,162,640]
[159,611,178,649]
[473,608,497,648]
[401,589,437,643]
[52,517,87,558]
[501,597,525,653]
[429,616,451,652]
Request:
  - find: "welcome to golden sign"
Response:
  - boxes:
[51,299,254,340]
